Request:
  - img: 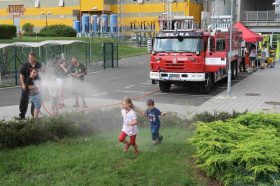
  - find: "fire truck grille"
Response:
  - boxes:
[165,61,185,70]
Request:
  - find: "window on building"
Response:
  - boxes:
[9,5,24,13]
[59,0,64,7]
[35,0,39,7]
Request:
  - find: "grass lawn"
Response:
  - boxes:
[0,127,216,185]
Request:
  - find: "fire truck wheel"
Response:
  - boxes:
[231,61,237,80]
[159,81,171,92]
[152,80,156,84]
[199,73,213,94]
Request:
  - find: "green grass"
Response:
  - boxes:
[0,127,211,185]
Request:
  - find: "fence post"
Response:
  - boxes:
[247,11,248,25]
[267,11,269,25]
[257,11,259,25]
[14,47,17,86]
[85,43,87,69]
[116,42,118,67]
[103,43,105,70]
[111,43,114,68]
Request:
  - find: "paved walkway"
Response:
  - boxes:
[0,58,279,121]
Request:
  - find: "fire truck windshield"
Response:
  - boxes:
[153,37,203,53]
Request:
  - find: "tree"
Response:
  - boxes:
[22,23,34,34]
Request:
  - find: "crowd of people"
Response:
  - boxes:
[19,52,88,119]
[240,44,268,72]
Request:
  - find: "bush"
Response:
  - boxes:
[190,112,280,185]
[0,115,79,149]
[22,23,34,34]
[22,32,40,37]
[39,24,77,37]
[0,24,16,39]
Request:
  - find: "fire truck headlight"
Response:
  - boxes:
[150,72,159,78]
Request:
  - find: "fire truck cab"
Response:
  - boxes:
[148,23,242,94]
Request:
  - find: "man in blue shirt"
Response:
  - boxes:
[141,99,167,144]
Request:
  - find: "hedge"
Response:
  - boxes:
[39,24,77,37]
[0,24,16,39]
[190,112,280,185]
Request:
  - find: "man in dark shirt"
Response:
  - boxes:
[68,56,87,108]
[19,52,42,119]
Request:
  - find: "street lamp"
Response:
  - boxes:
[227,0,234,97]
[89,7,98,61]
[41,11,51,26]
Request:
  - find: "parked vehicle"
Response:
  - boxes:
[148,26,243,94]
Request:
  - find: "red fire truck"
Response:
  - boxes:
[148,27,243,94]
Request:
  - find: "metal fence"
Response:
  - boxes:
[103,43,118,69]
[243,11,280,26]
[0,41,118,87]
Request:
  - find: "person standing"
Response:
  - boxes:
[19,52,42,119]
[69,56,87,108]
[249,45,257,72]
[54,59,68,108]
[260,44,267,69]
[26,68,42,118]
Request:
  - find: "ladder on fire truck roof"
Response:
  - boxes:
[158,16,195,32]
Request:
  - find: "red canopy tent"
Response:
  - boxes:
[233,21,263,43]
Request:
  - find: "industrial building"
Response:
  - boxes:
[0,0,203,33]
[0,0,279,34]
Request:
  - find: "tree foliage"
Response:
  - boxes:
[22,23,34,34]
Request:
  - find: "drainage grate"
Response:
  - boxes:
[245,93,261,96]
[265,101,280,105]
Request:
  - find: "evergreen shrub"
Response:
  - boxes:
[190,112,280,185]
[22,23,34,34]
[0,24,16,39]
[39,24,77,37]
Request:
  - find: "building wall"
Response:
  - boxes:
[0,0,79,28]
[0,0,203,33]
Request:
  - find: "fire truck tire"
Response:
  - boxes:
[159,81,171,92]
[231,61,238,80]
[152,80,156,84]
[199,72,213,94]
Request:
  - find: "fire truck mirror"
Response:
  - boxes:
[178,36,183,42]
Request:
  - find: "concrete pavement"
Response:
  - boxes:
[0,57,279,121]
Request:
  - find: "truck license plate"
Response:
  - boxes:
[170,77,180,80]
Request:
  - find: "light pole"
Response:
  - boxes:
[227,0,234,97]
[89,7,98,61]
[41,11,51,26]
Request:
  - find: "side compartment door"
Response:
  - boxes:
[205,36,227,72]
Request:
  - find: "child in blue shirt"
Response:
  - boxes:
[141,99,167,145]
